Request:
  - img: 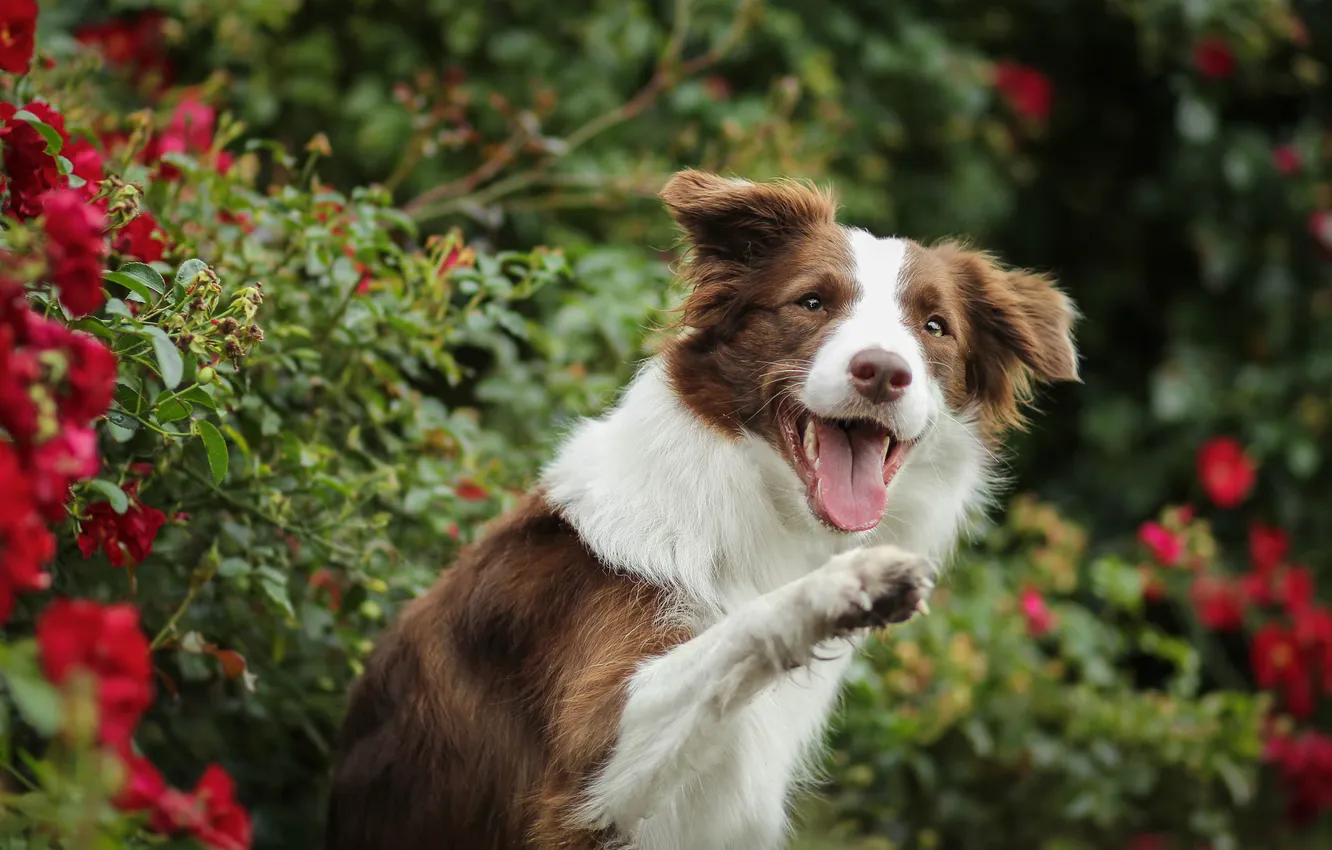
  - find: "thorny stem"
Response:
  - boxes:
[405,0,757,223]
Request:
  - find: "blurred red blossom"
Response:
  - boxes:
[0,100,68,220]
[1272,144,1302,176]
[36,599,153,744]
[1190,574,1245,630]
[1253,622,1315,718]
[992,61,1052,124]
[0,0,38,75]
[1196,437,1255,508]
[1020,587,1054,636]
[113,211,169,263]
[1192,37,1236,79]
[42,188,109,316]
[1266,730,1332,824]
[1138,521,1183,567]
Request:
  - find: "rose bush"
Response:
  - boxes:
[1,1,1330,849]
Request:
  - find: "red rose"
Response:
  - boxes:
[1137,521,1183,567]
[1189,574,1245,630]
[65,138,106,197]
[113,211,168,263]
[1196,437,1256,509]
[77,482,168,568]
[0,100,69,220]
[454,478,488,502]
[1276,565,1316,615]
[1249,522,1290,573]
[27,424,100,519]
[1272,144,1302,176]
[1252,622,1314,718]
[1019,587,1054,636]
[191,764,253,850]
[1294,606,1332,693]
[0,0,37,75]
[0,442,54,622]
[1265,730,1332,824]
[113,745,168,813]
[0,320,41,442]
[42,188,109,316]
[36,598,154,743]
[60,328,117,424]
[1193,37,1236,80]
[76,12,173,90]
[992,61,1052,124]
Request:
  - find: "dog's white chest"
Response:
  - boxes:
[627,651,854,850]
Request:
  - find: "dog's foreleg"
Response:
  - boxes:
[577,544,936,831]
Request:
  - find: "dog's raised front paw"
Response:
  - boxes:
[814,545,937,635]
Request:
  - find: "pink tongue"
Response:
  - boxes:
[812,421,888,532]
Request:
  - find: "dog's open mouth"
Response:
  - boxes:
[781,410,913,533]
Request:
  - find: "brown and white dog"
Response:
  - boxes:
[325,170,1079,850]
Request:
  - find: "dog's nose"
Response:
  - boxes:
[848,348,912,403]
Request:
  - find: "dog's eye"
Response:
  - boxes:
[797,295,823,312]
[924,317,947,337]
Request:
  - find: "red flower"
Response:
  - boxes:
[27,425,100,518]
[76,12,173,91]
[142,96,218,178]
[77,483,168,568]
[1189,574,1245,630]
[65,138,106,197]
[1129,836,1167,850]
[113,211,168,263]
[1193,37,1236,80]
[1196,437,1255,509]
[191,764,253,850]
[455,478,489,502]
[993,61,1052,124]
[1249,522,1290,574]
[36,598,153,743]
[0,0,37,75]
[113,746,168,813]
[308,569,342,613]
[42,188,109,316]
[1019,587,1054,636]
[1265,730,1332,824]
[1272,144,1302,176]
[0,442,54,622]
[1311,211,1332,257]
[1252,622,1315,718]
[1276,565,1316,616]
[1138,521,1183,567]
[1294,606,1332,693]
[0,100,69,220]
[60,328,117,424]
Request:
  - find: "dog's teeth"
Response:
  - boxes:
[802,421,818,463]
[915,599,930,616]
[884,437,893,462]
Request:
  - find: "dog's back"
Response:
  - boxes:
[324,495,679,850]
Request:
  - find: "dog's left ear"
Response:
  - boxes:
[945,245,1080,428]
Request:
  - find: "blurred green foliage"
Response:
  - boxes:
[5,0,1331,847]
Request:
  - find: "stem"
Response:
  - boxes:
[150,579,204,650]
[405,0,756,223]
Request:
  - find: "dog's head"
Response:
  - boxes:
[660,169,1079,533]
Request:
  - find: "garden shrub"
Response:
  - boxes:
[0,1,1330,849]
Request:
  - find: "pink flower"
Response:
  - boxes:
[1138,521,1183,567]
[1196,437,1256,509]
[1020,588,1054,636]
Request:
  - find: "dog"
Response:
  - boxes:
[325,169,1079,850]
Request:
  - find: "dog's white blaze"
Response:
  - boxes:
[802,229,933,439]
[541,225,995,850]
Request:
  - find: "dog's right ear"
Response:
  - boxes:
[659,169,838,267]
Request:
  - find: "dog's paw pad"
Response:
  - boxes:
[822,545,937,634]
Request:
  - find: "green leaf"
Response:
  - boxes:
[257,566,296,618]
[178,386,218,409]
[86,479,129,514]
[106,263,166,302]
[103,298,134,319]
[4,671,61,737]
[55,155,73,175]
[141,326,183,389]
[156,397,193,423]
[198,420,229,483]
[13,109,64,155]
[174,258,209,291]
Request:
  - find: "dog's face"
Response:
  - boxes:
[661,170,1079,533]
